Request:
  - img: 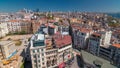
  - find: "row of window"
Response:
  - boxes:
[32,49,44,53]
[34,60,45,68]
[46,50,57,55]
[33,53,44,58]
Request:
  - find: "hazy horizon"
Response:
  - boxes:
[0,0,120,13]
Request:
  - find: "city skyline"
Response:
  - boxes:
[0,0,120,13]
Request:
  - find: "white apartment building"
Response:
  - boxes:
[0,23,9,38]
[30,33,46,68]
[30,33,73,68]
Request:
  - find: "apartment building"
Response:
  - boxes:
[7,20,21,33]
[99,46,112,60]
[72,24,92,49]
[7,20,33,33]
[32,21,41,33]
[88,31,112,55]
[0,23,9,38]
[20,21,32,33]
[30,23,72,68]
[30,33,46,68]
[53,33,72,65]
[30,33,72,68]
[45,38,58,68]
[110,44,120,67]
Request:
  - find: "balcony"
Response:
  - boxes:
[46,53,57,57]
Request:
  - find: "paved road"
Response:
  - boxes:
[65,49,84,68]
[70,56,80,68]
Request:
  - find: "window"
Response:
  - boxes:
[42,53,44,56]
[37,49,39,52]
[42,62,44,65]
[34,60,36,63]
[42,58,44,61]
[39,65,41,67]
[38,55,40,58]
[38,60,40,63]
[81,33,84,35]
[33,50,35,53]
[33,55,36,58]
[41,49,44,51]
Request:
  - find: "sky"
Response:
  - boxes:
[0,0,120,12]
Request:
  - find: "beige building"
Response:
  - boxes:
[7,20,21,33]
[0,41,19,68]
[0,23,9,38]
[0,41,16,60]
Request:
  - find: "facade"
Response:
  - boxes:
[46,48,58,68]
[88,33,101,55]
[60,26,69,35]
[7,20,32,33]
[53,33,72,65]
[0,23,9,38]
[32,21,42,33]
[99,46,112,60]
[72,24,92,49]
[30,23,72,68]
[110,44,120,67]
[7,20,21,33]
[30,33,46,68]
[20,21,32,33]
[88,31,112,55]
[0,41,17,60]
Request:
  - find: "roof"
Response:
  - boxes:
[72,23,92,33]
[92,32,101,37]
[112,44,120,48]
[53,34,72,48]
[8,20,19,22]
[45,39,53,49]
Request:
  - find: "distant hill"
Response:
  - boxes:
[107,13,120,18]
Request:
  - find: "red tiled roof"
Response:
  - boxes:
[80,28,92,33]
[49,25,55,28]
[92,32,101,36]
[72,25,92,33]
[9,20,19,22]
[112,44,120,48]
[53,34,72,48]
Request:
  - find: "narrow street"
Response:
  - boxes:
[65,49,84,68]
[70,56,80,68]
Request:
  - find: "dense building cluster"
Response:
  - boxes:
[0,9,120,68]
[29,21,72,68]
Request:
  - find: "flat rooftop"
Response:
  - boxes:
[53,33,72,48]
